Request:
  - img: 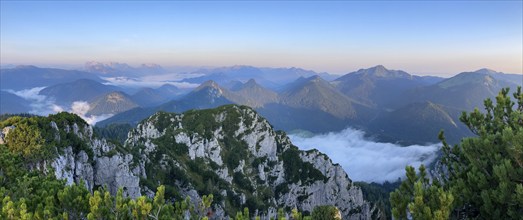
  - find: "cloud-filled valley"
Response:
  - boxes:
[101,75,199,89]
[4,87,112,125]
[288,128,440,183]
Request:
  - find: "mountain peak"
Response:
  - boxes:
[237,79,264,91]
[130,105,370,218]
[373,65,387,71]
[364,65,406,78]
[244,78,257,86]
[103,91,130,103]
[474,68,499,75]
[88,91,138,116]
[308,75,323,80]
[194,80,224,94]
[199,80,220,88]
[158,83,178,89]
[302,75,326,84]
[438,71,497,89]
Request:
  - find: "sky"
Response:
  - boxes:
[1,1,522,76]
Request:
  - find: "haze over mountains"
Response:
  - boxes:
[1,63,521,145]
[84,61,167,77]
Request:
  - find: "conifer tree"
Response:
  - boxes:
[391,87,523,219]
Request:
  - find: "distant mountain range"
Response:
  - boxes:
[0,65,102,90]
[39,79,123,105]
[332,65,444,108]
[182,65,337,89]
[131,84,185,107]
[84,61,166,76]
[368,102,473,144]
[98,65,521,144]
[2,64,521,144]
[397,69,521,111]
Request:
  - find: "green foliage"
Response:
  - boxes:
[390,165,453,220]
[48,112,87,127]
[391,87,523,219]
[1,180,213,220]
[222,135,249,170]
[1,112,94,164]
[0,113,35,124]
[0,144,24,188]
[439,87,523,219]
[355,180,400,220]
[57,181,90,219]
[291,208,303,220]
[5,118,47,161]
[93,123,133,144]
[311,205,341,220]
[281,146,327,184]
[234,207,251,220]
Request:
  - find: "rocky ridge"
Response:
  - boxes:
[4,106,374,219]
[125,105,374,219]
[48,120,141,198]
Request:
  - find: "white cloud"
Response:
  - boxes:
[4,87,56,115]
[52,104,64,113]
[71,101,90,116]
[101,76,199,89]
[5,87,46,102]
[288,128,440,183]
[4,88,112,125]
[70,101,113,125]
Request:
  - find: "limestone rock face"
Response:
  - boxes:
[94,155,140,197]
[50,122,141,198]
[45,105,373,219]
[126,105,373,219]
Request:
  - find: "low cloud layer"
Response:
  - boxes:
[71,101,113,125]
[4,88,112,125]
[288,128,440,183]
[5,87,57,115]
[101,76,199,89]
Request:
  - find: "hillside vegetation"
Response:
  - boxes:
[391,87,523,219]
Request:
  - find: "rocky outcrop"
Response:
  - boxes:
[298,150,372,219]
[94,155,140,197]
[0,125,15,144]
[23,105,373,218]
[126,105,373,219]
[50,122,141,198]
[52,147,95,191]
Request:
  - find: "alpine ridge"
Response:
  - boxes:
[125,105,375,218]
[1,106,376,219]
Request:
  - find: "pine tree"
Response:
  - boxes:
[57,182,89,219]
[391,87,523,219]
[439,87,523,218]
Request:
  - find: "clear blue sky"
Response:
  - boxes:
[1,1,522,75]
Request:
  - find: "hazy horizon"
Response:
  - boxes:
[2,62,523,78]
[1,1,522,76]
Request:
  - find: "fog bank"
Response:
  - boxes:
[288,128,440,183]
[4,88,112,125]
